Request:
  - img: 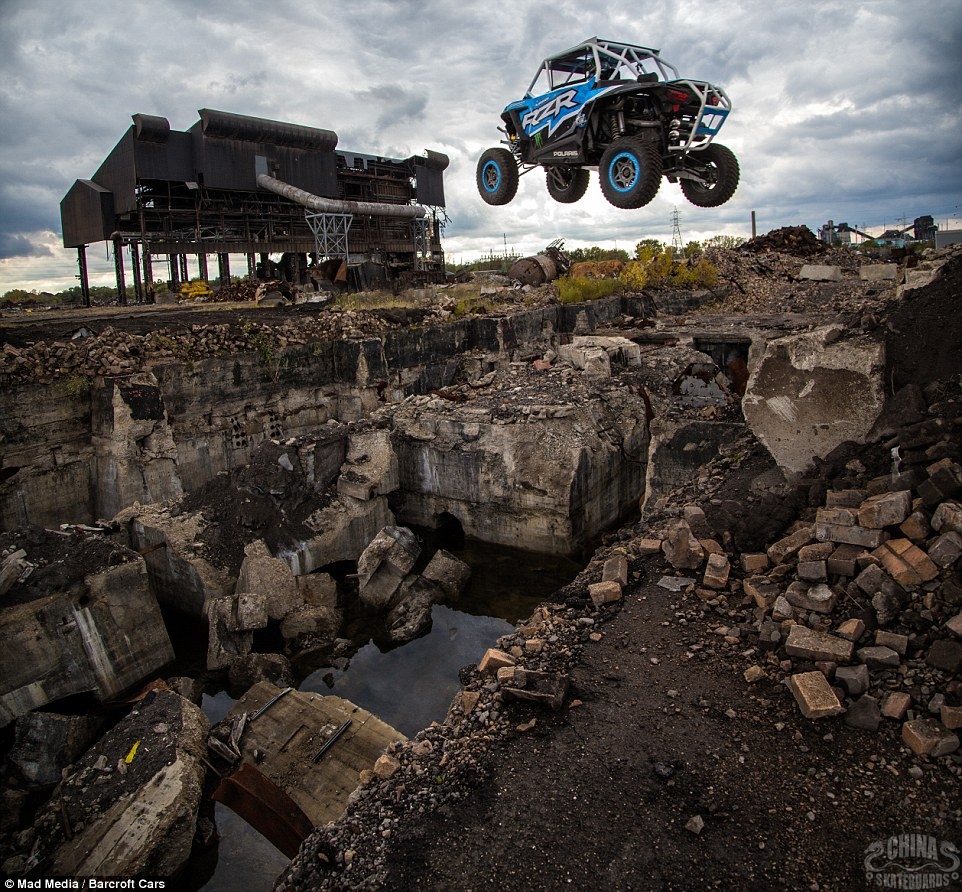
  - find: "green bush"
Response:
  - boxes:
[555,276,622,304]
[620,245,719,291]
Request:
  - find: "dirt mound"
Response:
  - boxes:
[179,439,337,575]
[884,252,962,390]
[0,525,137,606]
[741,224,827,256]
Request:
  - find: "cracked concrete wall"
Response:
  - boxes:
[0,294,650,532]
[390,392,649,556]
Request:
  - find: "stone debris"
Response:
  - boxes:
[2,240,961,889]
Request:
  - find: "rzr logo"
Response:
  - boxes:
[522,89,581,136]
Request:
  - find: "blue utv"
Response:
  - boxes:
[477,37,739,210]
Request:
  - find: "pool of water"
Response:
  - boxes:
[192,540,583,890]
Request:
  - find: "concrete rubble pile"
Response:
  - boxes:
[2,238,961,887]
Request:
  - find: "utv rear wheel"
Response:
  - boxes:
[546,166,590,203]
[680,143,740,208]
[477,148,519,206]
[599,137,662,209]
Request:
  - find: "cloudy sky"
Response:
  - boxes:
[1,0,960,294]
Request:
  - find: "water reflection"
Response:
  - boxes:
[302,604,512,737]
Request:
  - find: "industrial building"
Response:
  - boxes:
[818,215,938,248]
[60,109,449,303]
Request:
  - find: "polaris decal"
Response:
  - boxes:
[509,80,620,139]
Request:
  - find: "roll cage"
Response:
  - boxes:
[525,37,680,97]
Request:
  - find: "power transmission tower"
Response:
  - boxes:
[671,208,684,251]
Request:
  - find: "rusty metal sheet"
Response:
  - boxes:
[212,762,314,859]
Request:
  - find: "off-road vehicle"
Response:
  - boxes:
[476,37,739,210]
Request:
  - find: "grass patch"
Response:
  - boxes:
[555,276,623,304]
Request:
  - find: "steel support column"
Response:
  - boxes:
[218,252,230,287]
[77,246,91,308]
[113,236,128,306]
[130,242,144,304]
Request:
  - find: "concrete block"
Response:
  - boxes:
[297,572,339,608]
[899,510,932,542]
[785,581,837,613]
[881,691,912,720]
[589,580,622,607]
[702,553,730,590]
[941,704,962,730]
[233,592,269,631]
[816,506,857,527]
[816,524,887,548]
[742,326,885,475]
[932,501,962,535]
[874,630,908,656]
[844,695,881,731]
[857,490,912,529]
[799,264,843,282]
[422,549,472,599]
[785,625,854,663]
[798,542,835,562]
[602,554,629,586]
[827,543,867,577]
[836,663,870,697]
[740,552,770,573]
[744,576,779,608]
[835,618,866,642]
[478,648,516,674]
[787,671,844,719]
[857,645,900,669]
[797,560,828,583]
[859,265,897,282]
[662,518,705,570]
[854,564,908,606]
[902,718,960,757]
[767,527,815,565]
[825,489,866,508]
[236,539,300,622]
[928,531,962,568]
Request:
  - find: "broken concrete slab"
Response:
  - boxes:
[421,548,471,599]
[357,525,422,610]
[742,325,885,475]
[1,551,175,727]
[388,373,650,556]
[662,518,705,570]
[29,690,209,878]
[236,538,300,622]
[798,265,843,282]
[121,505,234,616]
[214,682,406,829]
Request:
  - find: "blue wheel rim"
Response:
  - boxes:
[482,160,502,193]
[608,151,639,193]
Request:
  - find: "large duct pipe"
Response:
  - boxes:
[256,172,425,219]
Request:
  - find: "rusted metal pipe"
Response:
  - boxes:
[256,172,426,219]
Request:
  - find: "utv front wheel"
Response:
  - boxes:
[546,166,590,203]
[599,137,662,209]
[477,148,519,206]
[680,143,740,208]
